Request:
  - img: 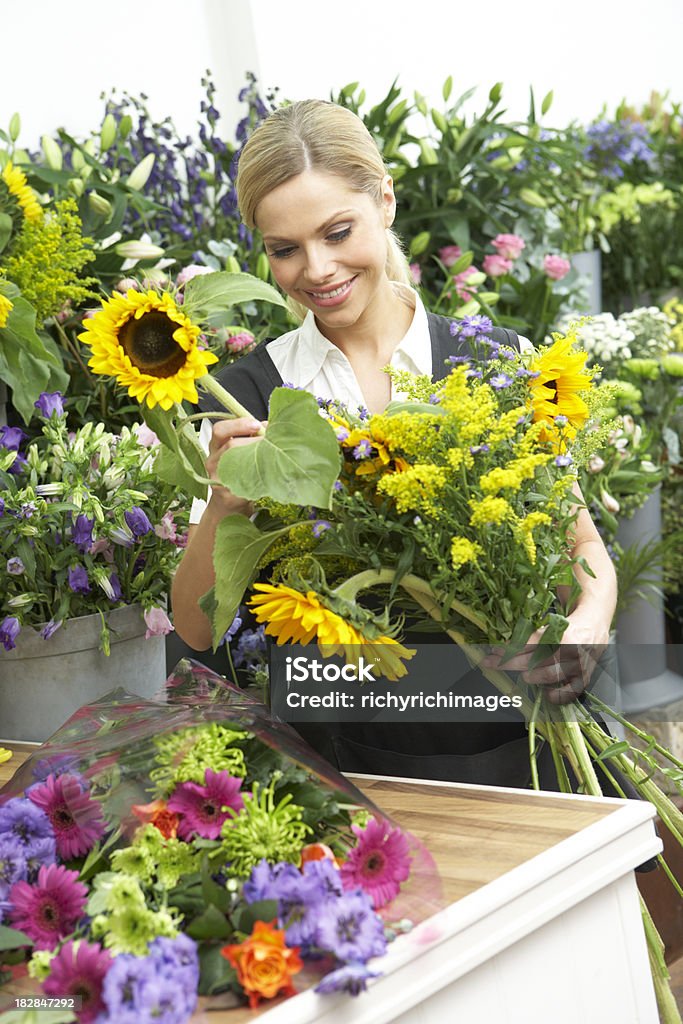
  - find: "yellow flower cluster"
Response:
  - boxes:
[447,447,474,471]
[377,464,447,515]
[368,411,443,460]
[1,161,42,223]
[469,496,515,528]
[479,453,552,495]
[450,536,483,569]
[515,511,553,564]
[486,406,528,445]
[0,293,12,329]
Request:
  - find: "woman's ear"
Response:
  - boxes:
[381,174,396,227]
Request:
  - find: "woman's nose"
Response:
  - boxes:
[303,246,335,283]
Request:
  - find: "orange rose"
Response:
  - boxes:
[131,798,180,839]
[222,920,303,1009]
[301,842,341,868]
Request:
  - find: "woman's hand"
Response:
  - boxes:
[482,608,611,705]
[206,416,265,516]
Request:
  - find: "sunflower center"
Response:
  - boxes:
[119,311,187,378]
[546,379,558,402]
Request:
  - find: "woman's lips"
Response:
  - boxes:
[304,276,357,307]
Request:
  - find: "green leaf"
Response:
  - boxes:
[141,406,208,501]
[205,516,294,648]
[237,899,279,934]
[197,943,237,996]
[216,388,341,508]
[0,924,33,950]
[0,327,50,423]
[595,740,630,761]
[186,904,232,941]
[201,856,231,913]
[183,271,287,321]
[384,400,446,417]
[5,298,63,369]
[0,211,12,254]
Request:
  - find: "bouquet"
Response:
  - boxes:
[0,394,186,653]
[0,662,441,1019]
[78,280,683,1020]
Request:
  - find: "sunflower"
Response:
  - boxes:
[1,161,43,223]
[0,293,12,329]
[248,582,415,680]
[78,289,218,410]
[527,333,592,448]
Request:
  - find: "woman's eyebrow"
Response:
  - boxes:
[263,209,355,243]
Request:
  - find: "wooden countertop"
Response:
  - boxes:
[0,745,623,1022]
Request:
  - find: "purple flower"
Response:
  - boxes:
[312,520,331,538]
[7,557,25,575]
[489,373,514,390]
[19,502,35,518]
[0,498,4,516]
[221,613,242,645]
[0,425,26,451]
[0,797,53,851]
[71,514,95,553]
[554,414,569,426]
[23,835,57,878]
[243,860,301,903]
[109,572,122,601]
[315,962,381,995]
[466,369,483,380]
[34,392,65,418]
[0,835,28,893]
[124,506,153,538]
[68,565,91,594]
[470,444,490,455]
[7,453,27,476]
[0,616,20,651]
[353,439,372,460]
[232,625,266,669]
[316,890,387,963]
[447,354,469,364]
[333,480,343,492]
[101,938,199,1021]
[555,454,573,467]
[336,427,350,441]
[456,314,494,338]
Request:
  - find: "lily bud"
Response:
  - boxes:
[256,253,270,281]
[41,134,63,171]
[88,191,113,219]
[71,148,85,171]
[67,177,84,198]
[600,488,620,514]
[640,460,658,473]
[115,239,165,262]
[9,113,20,142]
[119,114,133,140]
[100,113,117,153]
[125,153,155,192]
[225,255,242,274]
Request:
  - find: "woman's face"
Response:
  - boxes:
[255,169,396,333]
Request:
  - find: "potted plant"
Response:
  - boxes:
[0,392,188,741]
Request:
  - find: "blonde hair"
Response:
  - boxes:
[236,99,413,322]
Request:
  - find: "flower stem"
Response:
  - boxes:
[198,373,265,432]
[640,895,682,1024]
[587,694,683,770]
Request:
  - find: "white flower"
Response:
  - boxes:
[587,455,605,473]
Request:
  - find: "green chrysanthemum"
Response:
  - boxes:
[150,723,248,795]
[219,780,312,877]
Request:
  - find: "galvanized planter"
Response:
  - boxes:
[0,604,166,742]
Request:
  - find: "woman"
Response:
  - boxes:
[171,99,617,787]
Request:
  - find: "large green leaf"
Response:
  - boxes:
[0,328,51,422]
[216,388,341,508]
[141,406,209,501]
[183,271,287,321]
[204,515,294,648]
[0,924,33,950]
[6,297,63,369]
[0,212,12,254]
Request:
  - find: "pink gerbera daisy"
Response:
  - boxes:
[9,863,88,949]
[167,769,244,840]
[340,817,412,909]
[28,773,105,859]
[43,939,113,1023]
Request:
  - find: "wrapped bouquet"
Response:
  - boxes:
[0,662,441,1019]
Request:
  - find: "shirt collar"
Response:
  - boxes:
[295,282,431,383]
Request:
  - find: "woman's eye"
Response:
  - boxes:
[328,227,352,243]
[269,247,296,260]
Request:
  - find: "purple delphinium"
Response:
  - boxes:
[0,835,28,893]
[0,616,20,651]
[242,859,301,903]
[232,625,267,670]
[100,935,199,1022]
[316,890,387,963]
[315,962,381,996]
[68,565,91,594]
[124,506,153,538]
[583,119,654,178]
[71,514,95,553]
[34,392,65,418]
[221,612,242,646]
[0,797,54,852]
[6,557,24,575]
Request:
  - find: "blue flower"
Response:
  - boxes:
[221,613,243,645]
[109,572,123,602]
[336,427,350,442]
[0,425,26,451]
[469,444,491,455]
[0,835,28,891]
[316,890,387,963]
[315,962,381,996]
[34,392,65,418]
[489,373,514,390]
[233,626,267,669]
[71,514,95,553]
[124,506,153,538]
[6,557,25,576]
[353,440,373,460]
[554,414,569,426]
[243,859,301,902]
[0,797,53,851]
[555,454,573,467]
[0,616,20,651]
[312,520,331,539]
[68,565,91,594]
